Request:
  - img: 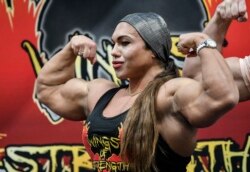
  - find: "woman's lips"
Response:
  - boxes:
[112,61,123,69]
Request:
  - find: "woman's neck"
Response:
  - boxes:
[128,66,164,94]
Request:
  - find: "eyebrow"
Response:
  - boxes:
[111,35,132,43]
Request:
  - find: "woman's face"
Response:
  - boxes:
[111,22,155,80]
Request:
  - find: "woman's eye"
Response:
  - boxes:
[121,41,130,46]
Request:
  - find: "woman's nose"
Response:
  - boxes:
[111,44,120,58]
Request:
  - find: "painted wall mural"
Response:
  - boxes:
[0,0,249,171]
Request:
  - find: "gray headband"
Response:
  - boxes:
[120,12,172,63]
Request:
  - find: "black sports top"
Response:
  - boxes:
[82,87,191,172]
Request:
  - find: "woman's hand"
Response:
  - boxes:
[177,32,210,57]
[70,35,97,64]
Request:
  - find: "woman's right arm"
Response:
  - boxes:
[36,35,99,121]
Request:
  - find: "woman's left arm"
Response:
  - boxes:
[172,32,239,127]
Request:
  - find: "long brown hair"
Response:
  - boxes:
[120,59,179,172]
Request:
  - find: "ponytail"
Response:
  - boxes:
[121,59,179,172]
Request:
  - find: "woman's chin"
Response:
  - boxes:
[115,72,127,80]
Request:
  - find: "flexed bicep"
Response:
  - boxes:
[173,78,237,128]
[36,78,89,121]
[36,34,99,120]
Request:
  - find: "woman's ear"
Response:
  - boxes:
[151,51,156,59]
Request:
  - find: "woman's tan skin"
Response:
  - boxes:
[36,21,239,166]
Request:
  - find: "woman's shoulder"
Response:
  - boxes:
[88,78,118,96]
[159,77,198,94]
[90,78,117,87]
[87,78,118,111]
